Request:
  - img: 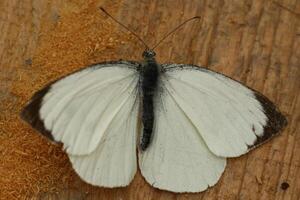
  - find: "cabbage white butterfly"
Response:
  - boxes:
[21,7,287,193]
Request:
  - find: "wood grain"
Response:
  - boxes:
[0,0,299,199]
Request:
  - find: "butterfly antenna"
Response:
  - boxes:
[99,7,150,50]
[151,16,201,50]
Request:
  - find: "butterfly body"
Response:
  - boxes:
[140,50,159,150]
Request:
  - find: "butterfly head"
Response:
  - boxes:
[142,50,156,59]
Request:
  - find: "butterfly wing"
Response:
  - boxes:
[139,63,286,192]
[21,61,140,186]
[163,64,287,157]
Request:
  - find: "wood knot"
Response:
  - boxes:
[280,182,289,190]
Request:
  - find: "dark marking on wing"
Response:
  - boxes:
[248,93,287,148]
[21,85,55,141]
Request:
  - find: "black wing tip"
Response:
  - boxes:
[248,93,288,149]
[20,86,56,142]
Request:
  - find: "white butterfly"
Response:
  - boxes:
[21,8,287,193]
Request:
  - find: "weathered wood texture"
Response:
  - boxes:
[0,0,299,199]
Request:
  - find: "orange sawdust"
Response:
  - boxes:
[0,1,139,199]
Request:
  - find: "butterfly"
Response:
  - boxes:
[20,7,287,193]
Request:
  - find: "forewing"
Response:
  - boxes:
[21,61,140,156]
[139,84,226,192]
[160,64,287,157]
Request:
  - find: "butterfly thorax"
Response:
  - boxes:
[140,50,159,151]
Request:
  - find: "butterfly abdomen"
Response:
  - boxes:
[140,59,159,151]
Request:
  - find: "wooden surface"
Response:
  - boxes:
[0,0,299,199]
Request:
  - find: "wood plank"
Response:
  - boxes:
[0,0,299,199]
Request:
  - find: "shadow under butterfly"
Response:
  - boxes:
[21,7,287,193]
